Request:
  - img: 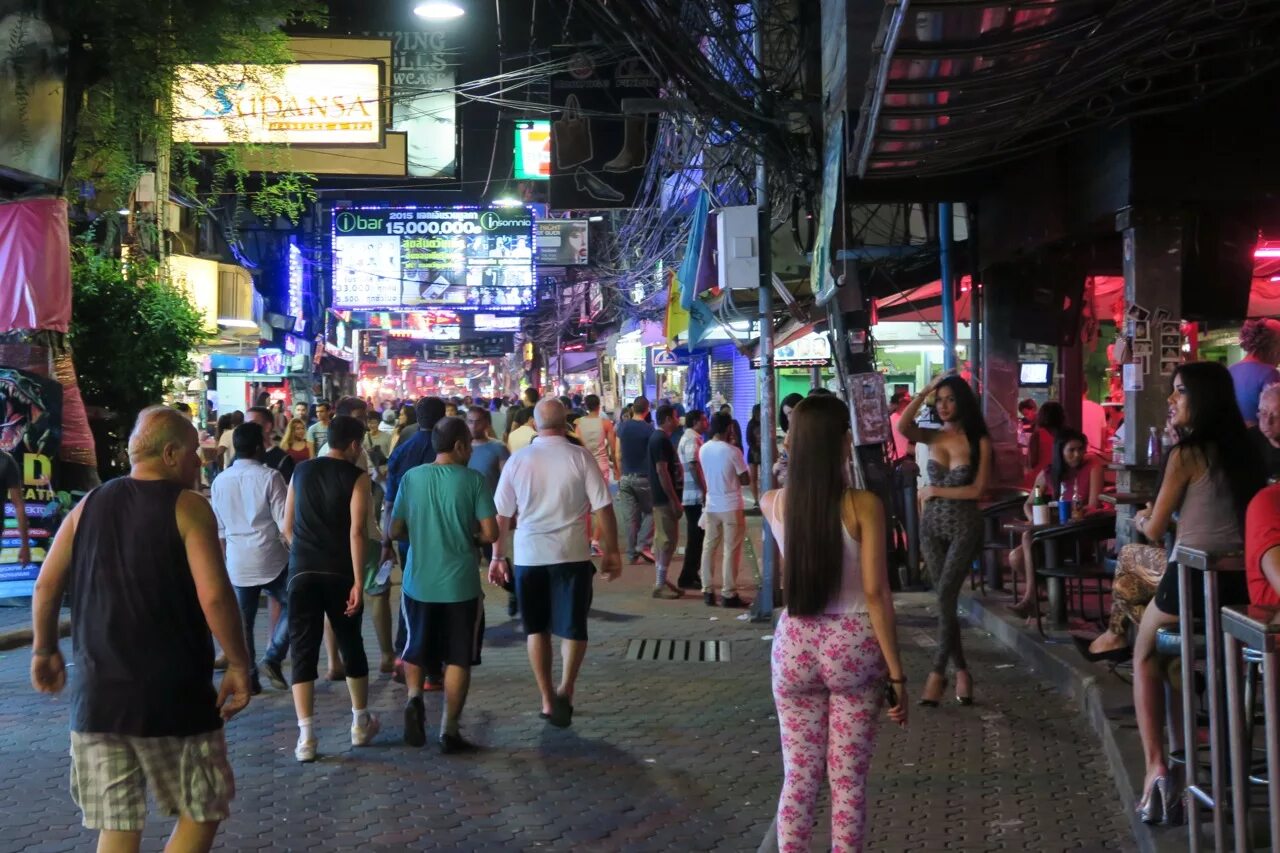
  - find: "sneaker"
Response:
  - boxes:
[404,697,426,748]
[639,549,656,564]
[295,735,317,763]
[652,585,681,600]
[721,594,750,609]
[439,732,479,754]
[703,592,716,607]
[351,713,381,747]
[507,593,519,617]
[261,658,287,691]
[250,673,263,696]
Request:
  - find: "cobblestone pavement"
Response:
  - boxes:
[0,539,1134,852]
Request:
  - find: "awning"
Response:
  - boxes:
[874,275,1130,324]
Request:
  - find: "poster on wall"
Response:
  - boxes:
[536,220,589,265]
[376,29,458,178]
[332,207,537,312]
[550,49,659,209]
[0,366,63,597]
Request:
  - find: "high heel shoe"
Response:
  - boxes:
[918,674,947,707]
[1072,634,1132,663]
[1137,776,1178,825]
[955,671,974,706]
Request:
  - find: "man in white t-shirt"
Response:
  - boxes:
[490,399,622,728]
[697,412,750,608]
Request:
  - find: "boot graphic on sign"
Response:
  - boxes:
[573,167,624,203]
[604,110,648,173]
[553,94,593,169]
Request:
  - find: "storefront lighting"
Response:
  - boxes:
[116,208,131,216]
[589,215,604,222]
[1255,248,1280,258]
[218,318,259,329]
[492,197,522,207]
[413,1,465,19]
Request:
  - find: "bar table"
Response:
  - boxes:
[1223,604,1280,852]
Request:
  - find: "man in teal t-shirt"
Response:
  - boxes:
[390,416,498,754]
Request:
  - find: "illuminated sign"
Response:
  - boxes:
[331,206,536,312]
[752,332,832,368]
[365,310,461,339]
[173,62,382,145]
[474,313,521,332]
[287,242,305,333]
[536,220,589,266]
[257,348,284,374]
[514,120,550,180]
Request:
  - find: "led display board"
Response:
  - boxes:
[332,206,536,312]
[173,63,382,145]
[536,220,589,265]
[364,310,462,340]
[514,120,551,180]
[474,313,521,332]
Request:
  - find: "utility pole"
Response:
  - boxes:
[939,202,957,371]
[752,0,777,623]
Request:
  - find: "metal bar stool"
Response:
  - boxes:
[1223,604,1280,853]
[1176,546,1246,853]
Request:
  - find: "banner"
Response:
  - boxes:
[0,198,72,333]
[550,50,659,209]
[536,220,589,265]
[0,365,62,597]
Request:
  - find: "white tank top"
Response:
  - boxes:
[575,416,609,468]
[763,491,869,615]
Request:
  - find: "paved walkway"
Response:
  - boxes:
[0,545,1134,851]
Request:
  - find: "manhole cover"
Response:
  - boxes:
[625,638,732,662]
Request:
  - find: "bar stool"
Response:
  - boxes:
[1223,604,1280,853]
[1175,546,1246,853]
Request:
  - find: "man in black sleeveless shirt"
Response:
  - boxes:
[283,414,380,762]
[31,406,253,852]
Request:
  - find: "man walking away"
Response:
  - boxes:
[648,404,684,599]
[677,410,708,590]
[306,401,332,457]
[31,406,252,852]
[247,405,295,483]
[615,396,656,564]
[466,406,515,615]
[212,422,291,693]
[391,417,498,753]
[283,415,379,762]
[699,412,751,608]
[490,399,622,727]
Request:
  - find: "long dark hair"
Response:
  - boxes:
[782,395,850,616]
[934,375,989,472]
[1173,362,1265,524]
[1035,400,1066,433]
[779,393,804,433]
[1048,427,1087,495]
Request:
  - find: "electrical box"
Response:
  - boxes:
[716,205,760,290]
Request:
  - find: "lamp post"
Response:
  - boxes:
[413,1,464,19]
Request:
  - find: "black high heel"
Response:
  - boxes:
[1072,634,1132,663]
[955,671,974,706]
[918,674,947,707]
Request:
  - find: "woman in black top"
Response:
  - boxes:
[746,404,762,505]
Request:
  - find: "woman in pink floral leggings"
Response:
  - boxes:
[762,396,908,852]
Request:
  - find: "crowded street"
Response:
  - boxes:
[6,0,1280,850]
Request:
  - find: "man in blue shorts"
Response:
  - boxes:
[490,399,622,727]
[391,416,497,753]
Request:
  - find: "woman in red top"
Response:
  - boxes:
[282,418,311,464]
[1024,401,1065,489]
[1246,484,1280,607]
[1009,428,1103,616]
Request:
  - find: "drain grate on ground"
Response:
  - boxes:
[625,638,732,662]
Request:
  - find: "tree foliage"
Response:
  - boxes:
[69,245,208,419]
[51,0,325,226]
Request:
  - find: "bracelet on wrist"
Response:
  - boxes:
[887,675,907,684]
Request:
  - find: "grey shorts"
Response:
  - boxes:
[70,729,234,832]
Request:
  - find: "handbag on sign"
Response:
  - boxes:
[553,94,593,169]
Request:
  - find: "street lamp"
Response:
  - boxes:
[413,1,465,19]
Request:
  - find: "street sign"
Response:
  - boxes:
[651,348,686,367]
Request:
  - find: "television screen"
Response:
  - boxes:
[1019,361,1052,386]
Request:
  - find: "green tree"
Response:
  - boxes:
[69,247,208,476]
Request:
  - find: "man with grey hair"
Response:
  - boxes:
[490,399,622,727]
[1250,383,1280,480]
[31,406,252,851]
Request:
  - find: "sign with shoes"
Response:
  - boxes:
[550,49,659,210]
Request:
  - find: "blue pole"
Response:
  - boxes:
[939,202,957,371]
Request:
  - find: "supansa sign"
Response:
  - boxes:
[173,62,382,145]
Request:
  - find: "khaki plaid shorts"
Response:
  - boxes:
[70,729,234,832]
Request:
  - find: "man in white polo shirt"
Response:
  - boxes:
[489,399,622,728]
[698,412,751,608]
